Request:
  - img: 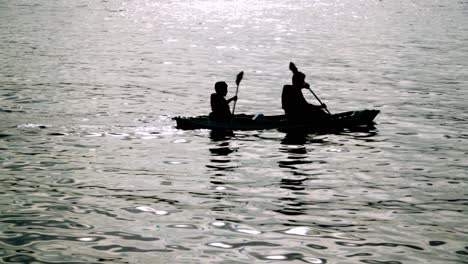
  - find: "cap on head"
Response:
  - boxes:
[289,62,306,86]
[292,72,306,86]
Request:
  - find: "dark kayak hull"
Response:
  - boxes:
[174,109,380,132]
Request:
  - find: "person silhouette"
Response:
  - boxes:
[281,63,329,123]
[209,81,238,122]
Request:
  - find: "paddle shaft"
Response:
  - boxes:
[307,88,331,115]
[231,71,243,116]
[231,85,239,116]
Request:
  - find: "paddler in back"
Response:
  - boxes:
[281,62,329,123]
[209,81,238,121]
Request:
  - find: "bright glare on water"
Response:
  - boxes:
[0,0,467,263]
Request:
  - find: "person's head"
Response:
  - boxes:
[292,72,306,87]
[214,81,228,96]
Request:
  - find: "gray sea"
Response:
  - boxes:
[1,0,467,263]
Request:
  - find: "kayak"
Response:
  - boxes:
[174,109,380,132]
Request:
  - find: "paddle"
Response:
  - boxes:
[231,71,244,116]
[306,88,331,115]
[289,62,331,115]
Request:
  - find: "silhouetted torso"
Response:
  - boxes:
[282,85,308,112]
[210,93,232,121]
[281,85,327,123]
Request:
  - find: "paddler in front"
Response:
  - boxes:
[209,81,238,122]
[281,62,330,124]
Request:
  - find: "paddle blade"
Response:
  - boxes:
[236,71,244,86]
[289,62,298,74]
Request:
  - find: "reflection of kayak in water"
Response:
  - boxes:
[174,109,380,132]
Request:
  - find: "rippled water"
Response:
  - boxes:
[1,0,468,263]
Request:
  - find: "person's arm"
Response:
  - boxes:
[302,83,326,109]
[227,96,238,104]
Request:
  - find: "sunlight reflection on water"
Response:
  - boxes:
[0,0,467,263]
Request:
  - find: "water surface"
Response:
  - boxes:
[1,0,467,263]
